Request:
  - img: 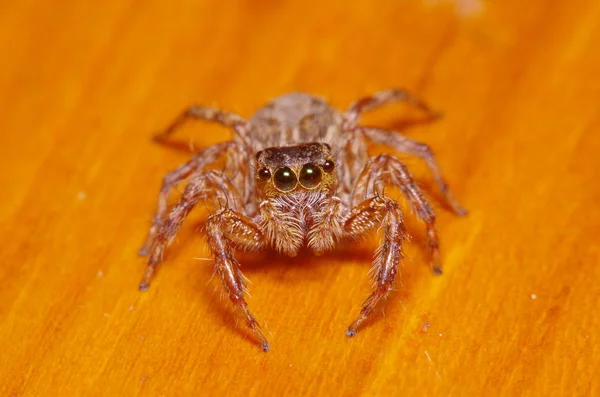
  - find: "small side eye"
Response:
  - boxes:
[299,164,322,188]
[273,167,297,191]
[258,168,271,181]
[322,159,335,173]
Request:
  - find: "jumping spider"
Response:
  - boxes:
[138,89,467,351]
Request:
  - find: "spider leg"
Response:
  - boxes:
[205,208,269,351]
[359,127,467,215]
[141,168,268,351]
[139,142,236,255]
[342,195,406,337]
[139,170,242,290]
[354,154,444,274]
[344,89,439,128]
[153,105,251,149]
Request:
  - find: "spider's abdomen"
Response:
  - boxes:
[247,93,344,151]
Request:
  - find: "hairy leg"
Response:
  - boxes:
[335,129,370,205]
[205,208,269,351]
[352,154,443,274]
[342,196,406,336]
[153,105,250,148]
[344,88,439,128]
[139,170,243,291]
[360,127,467,215]
[139,142,236,255]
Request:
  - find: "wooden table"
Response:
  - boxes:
[1,0,598,395]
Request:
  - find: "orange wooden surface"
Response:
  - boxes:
[1,0,599,395]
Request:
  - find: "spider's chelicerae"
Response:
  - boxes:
[138,89,467,351]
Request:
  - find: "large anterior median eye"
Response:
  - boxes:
[274,167,297,191]
[299,163,322,188]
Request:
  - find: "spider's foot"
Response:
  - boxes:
[138,246,149,256]
[453,204,469,217]
[442,189,468,217]
[430,249,443,275]
[139,264,156,291]
[429,110,444,120]
[346,317,363,337]
[253,329,271,352]
[152,133,166,143]
[260,341,270,352]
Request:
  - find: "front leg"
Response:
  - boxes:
[352,154,444,274]
[205,208,269,351]
[343,196,406,337]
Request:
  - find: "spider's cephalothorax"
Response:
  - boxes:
[255,143,339,257]
[138,90,467,351]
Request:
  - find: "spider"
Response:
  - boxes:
[138,89,467,351]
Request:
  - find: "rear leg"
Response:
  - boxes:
[139,142,236,255]
[344,88,440,128]
[360,127,467,215]
[139,170,243,290]
[154,105,251,149]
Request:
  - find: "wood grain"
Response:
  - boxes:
[1,0,599,395]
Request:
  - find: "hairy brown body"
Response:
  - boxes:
[138,90,467,351]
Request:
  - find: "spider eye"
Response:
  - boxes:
[258,167,271,181]
[299,163,322,188]
[273,167,297,191]
[322,159,335,173]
